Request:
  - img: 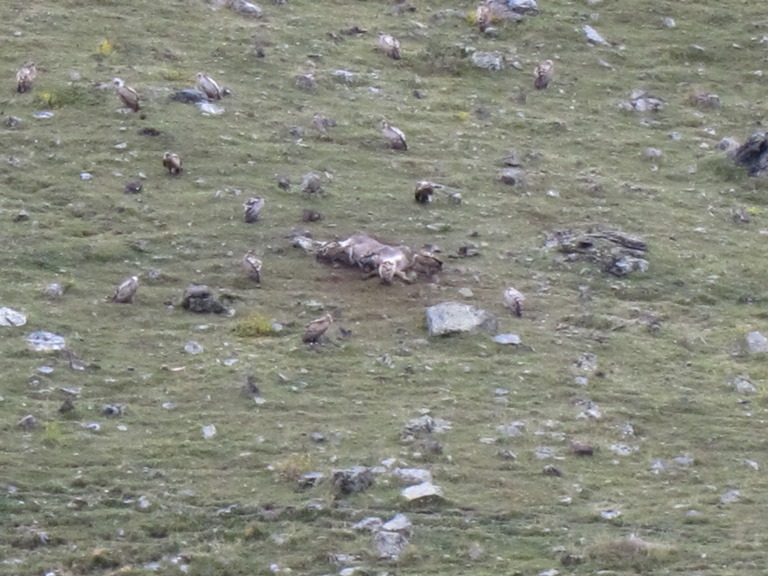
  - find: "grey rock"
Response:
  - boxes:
[458,287,474,298]
[382,513,412,534]
[230,0,263,17]
[644,147,663,159]
[425,301,498,336]
[403,414,452,436]
[295,73,317,92]
[181,285,228,314]
[499,168,525,186]
[470,51,506,71]
[332,466,375,496]
[298,472,325,490]
[169,89,208,104]
[102,403,126,417]
[747,331,768,353]
[732,132,768,176]
[18,414,39,429]
[728,375,756,394]
[583,24,610,46]
[184,341,204,354]
[496,422,525,437]
[301,171,323,193]
[0,307,26,327]
[43,283,64,298]
[26,331,65,352]
[13,209,30,222]
[606,255,649,276]
[353,516,383,532]
[720,489,740,504]
[373,530,409,560]
[4,116,21,128]
[401,481,444,501]
[493,333,522,345]
[391,467,432,485]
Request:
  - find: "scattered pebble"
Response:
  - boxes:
[202,424,217,439]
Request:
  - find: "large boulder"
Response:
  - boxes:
[425,302,498,336]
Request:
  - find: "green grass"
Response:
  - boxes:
[2,0,768,574]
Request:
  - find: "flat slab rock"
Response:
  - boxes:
[425,301,498,336]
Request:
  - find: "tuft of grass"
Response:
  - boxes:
[232,312,278,337]
[587,534,677,571]
[271,453,313,484]
[42,422,64,446]
[36,85,102,109]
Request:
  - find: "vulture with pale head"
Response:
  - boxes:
[377,33,401,60]
[16,62,37,93]
[534,60,554,90]
[243,197,265,223]
[242,251,262,284]
[162,152,182,175]
[382,120,407,151]
[113,78,140,111]
[196,72,223,101]
[302,313,333,344]
[112,275,139,303]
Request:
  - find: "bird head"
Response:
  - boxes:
[112,78,124,88]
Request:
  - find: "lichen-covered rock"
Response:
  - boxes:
[425,302,498,336]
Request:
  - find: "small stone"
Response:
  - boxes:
[13,209,30,222]
[493,333,522,345]
[644,147,663,159]
[458,287,474,298]
[662,17,676,28]
[401,481,444,501]
[43,283,64,298]
[332,466,375,496]
[0,307,26,327]
[295,73,317,92]
[184,341,204,354]
[746,331,768,353]
[297,472,325,490]
[102,403,125,417]
[18,414,39,429]
[353,516,383,532]
[391,467,432,485]
[80,172,92,181]
[381,513,412,534]
[202,424,217,439]
[600,509,621,520]
[499,168,524,186]
[373,530,409,561]
[3,116,21,128]
[728,375,756,394]
[719,489,740,504]
[26,331,66,352]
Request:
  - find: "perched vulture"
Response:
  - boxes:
[242,250,262,284]
[476,4,492,32]
[112,275,139,303]
[534,60,554,90]
[113,78,140,111]
[162,152,182,175]
[377,33,401,60]
[195,72,222,101]
[414,180,435,204]
[16,62,37,93]
[243,197,265,223]
[302,313,333,344]
[382,121,407,150]
[503,286,525,317]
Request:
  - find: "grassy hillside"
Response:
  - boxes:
[2,0,768,574]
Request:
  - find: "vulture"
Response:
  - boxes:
[16,62,37,93]
[112,275,139,303]
[242,250,262,284]
[302,313,333,344]
[377,33,401,60]
[243,197,265,223]
[196,72,222,101]
[534,60,554,90]
[476,4,492,33]
[113,78,140,111]
[503,286,525,317]
[382,121,407,151]
[162,152,183,175]
[414,181,435,204]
